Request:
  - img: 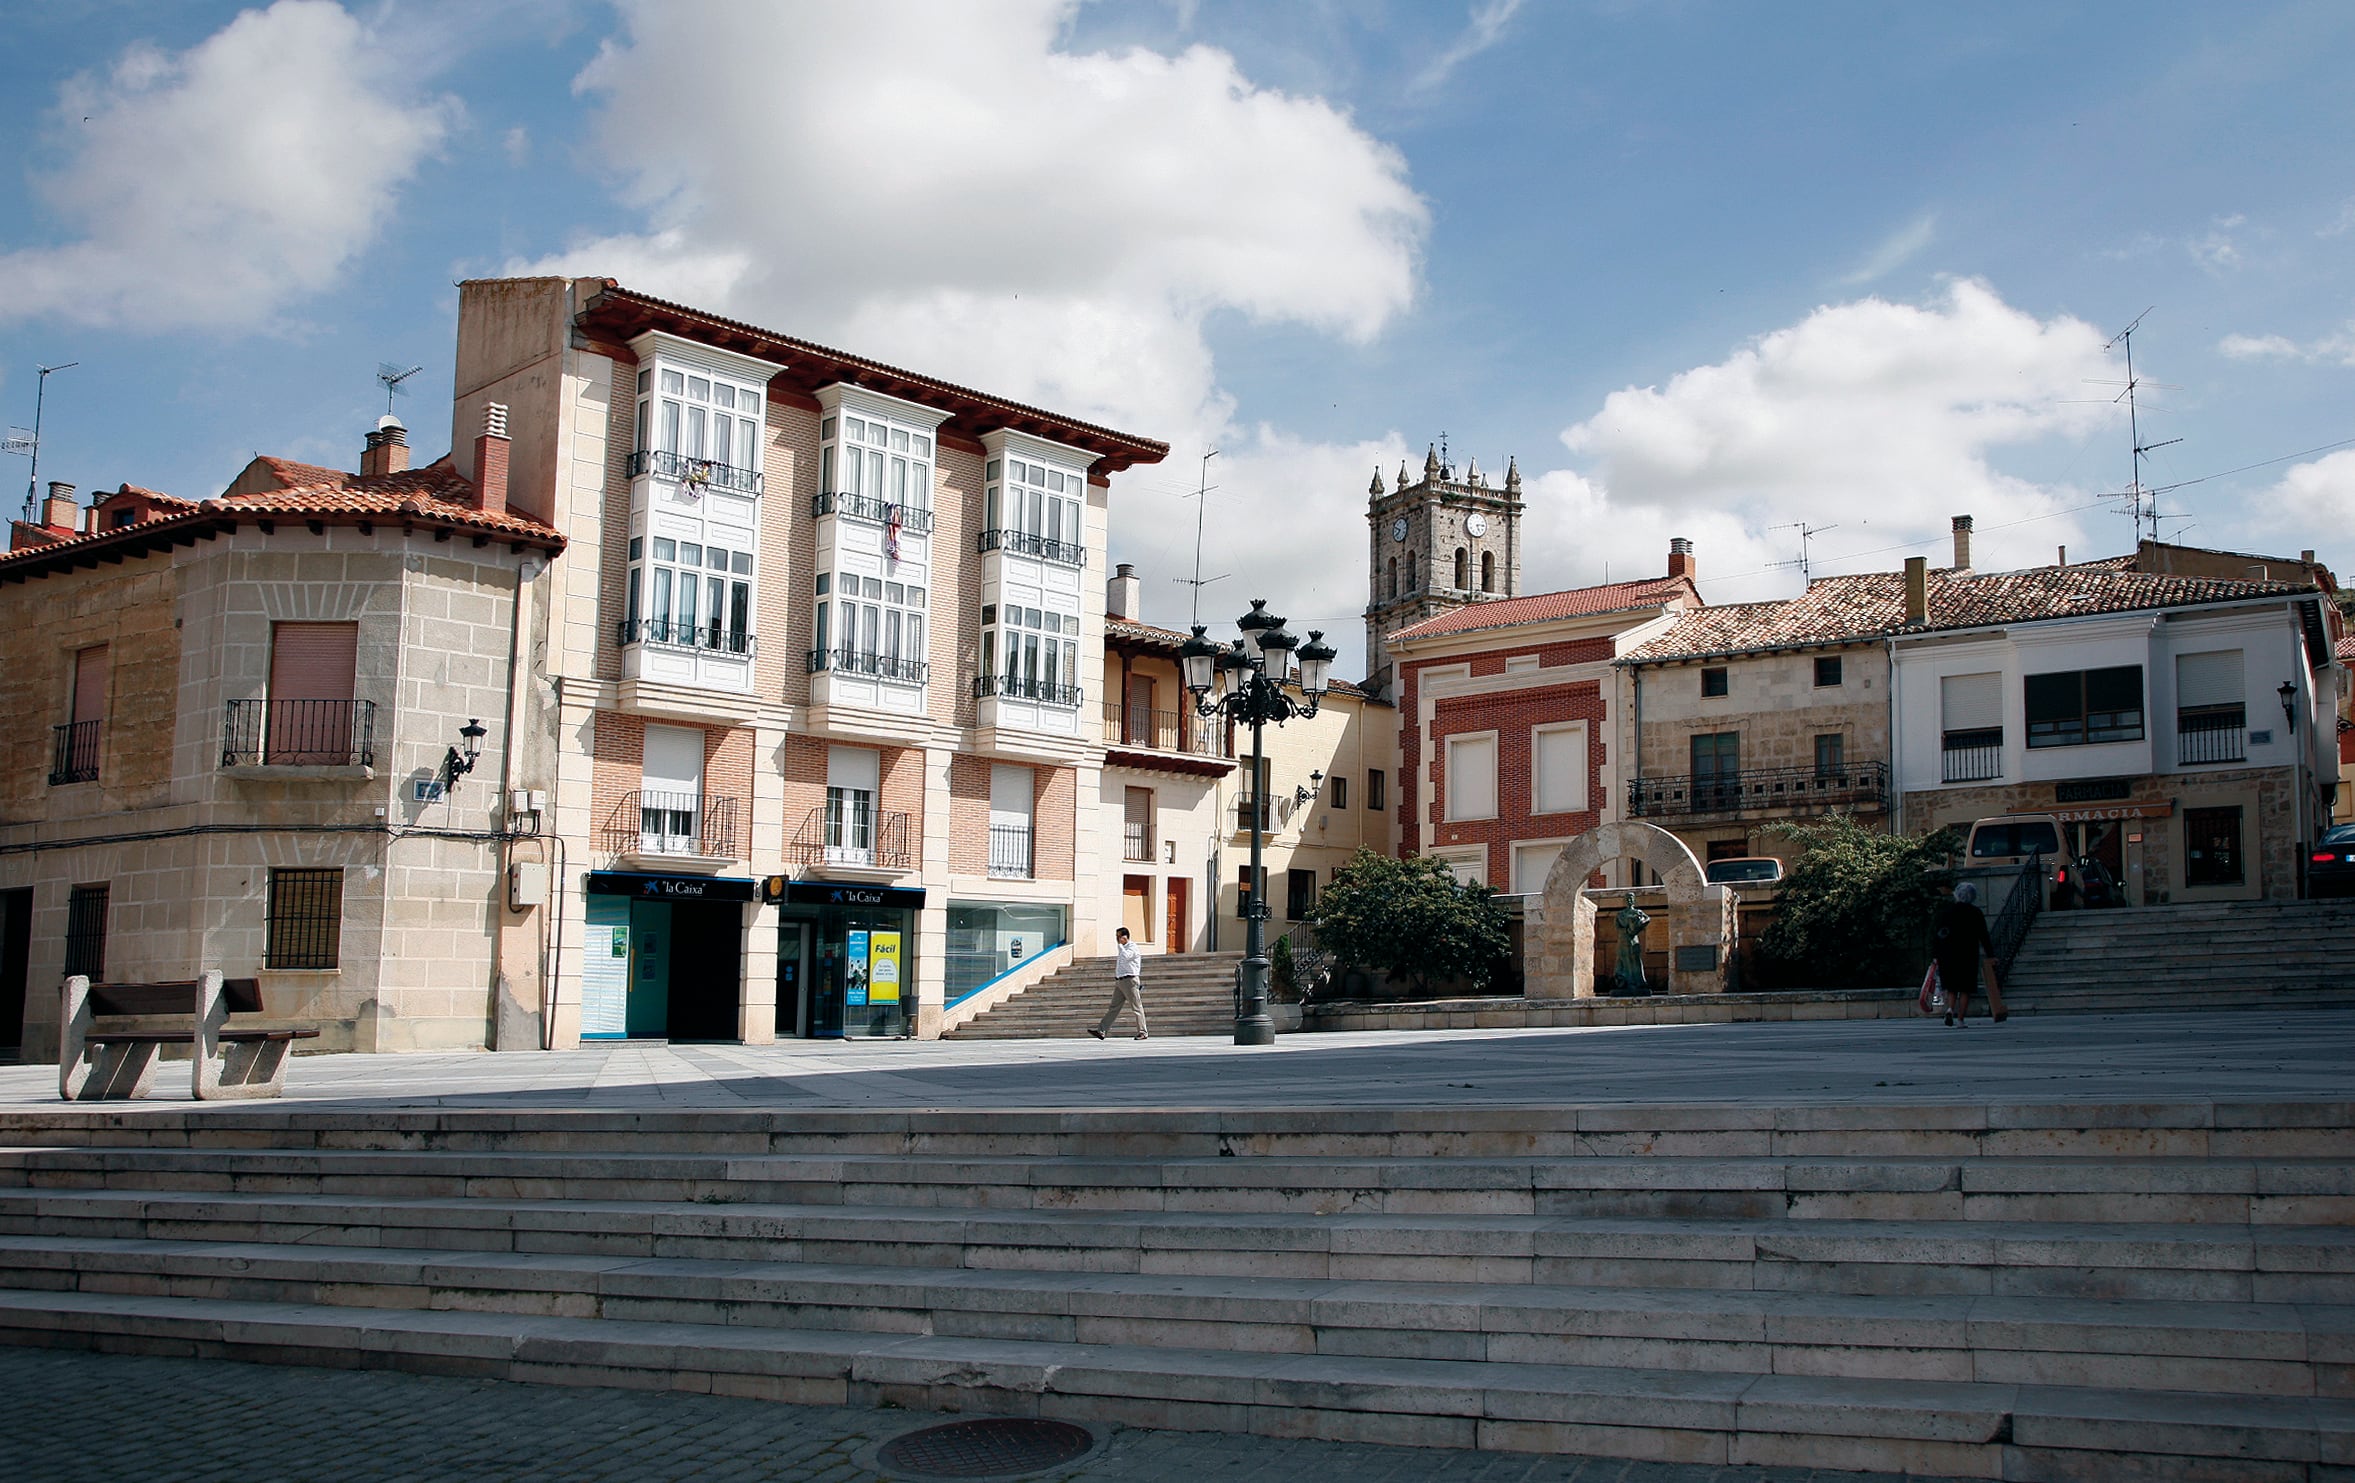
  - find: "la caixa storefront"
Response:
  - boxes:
[580,871,757,1041]
[770,880,924,1039]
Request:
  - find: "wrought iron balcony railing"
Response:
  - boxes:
[2177,707,2247,765]
[1122,823,1154,863]
[615,617,756,655]
[1234,795,1294,833]
[791,803,913,871]
[628,448,763,495]
[1101,701,1229,757]
[974,674,1082,707]
[989,824,1035,879]
[602,790,739,860]
[49,719,101,785]
[1628,761,1889,819]
[1940,730,2004,783]
[978,527,1085,566]
[811,489,935,534]
[222,699,378,768]
[808,647,929,684]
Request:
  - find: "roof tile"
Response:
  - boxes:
[1389,576,1695,642]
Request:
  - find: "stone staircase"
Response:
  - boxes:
[0,1103,2350,1479]
[2005,900,2355,1014]
[948,950,1246,1038]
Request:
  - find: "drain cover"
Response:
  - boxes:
[877,1417,1095,1478]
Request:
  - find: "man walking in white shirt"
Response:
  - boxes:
[1090,927,1148,1040]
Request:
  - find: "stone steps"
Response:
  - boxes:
[2006,902,2355,1011]
[0,1104,2348,1477]
[4,1236,2344,1399]
[948,953,1245,1039]
[2,1288,2346,1478]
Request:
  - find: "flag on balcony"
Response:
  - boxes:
[885,502,902,562]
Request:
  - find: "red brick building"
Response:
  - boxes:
[1385,542,1702,892]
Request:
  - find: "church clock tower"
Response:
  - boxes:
[1363,440,1523,698]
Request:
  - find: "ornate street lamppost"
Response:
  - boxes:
[1179,602,1337,1046]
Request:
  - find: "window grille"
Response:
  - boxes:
[266,869,344,970]
[64,884,109,981]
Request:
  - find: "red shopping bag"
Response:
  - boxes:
[1918,963,1943,1015]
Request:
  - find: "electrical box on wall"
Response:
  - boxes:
[509,862,549,910]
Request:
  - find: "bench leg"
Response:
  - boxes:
[68,1042,160,1101]
[196,1038,290,1100]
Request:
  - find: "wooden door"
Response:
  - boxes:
[1164,877,1189,953]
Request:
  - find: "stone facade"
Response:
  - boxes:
[1363,445,1524,698]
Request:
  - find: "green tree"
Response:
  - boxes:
[1311,848,1511,995]
[1755,816,1961,988]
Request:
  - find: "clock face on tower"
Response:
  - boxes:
[1390,517,1409,542]
[1465,513,1488,537]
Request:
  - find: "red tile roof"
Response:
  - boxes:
[2337,634,2355,663]
[1624,565,2315,664]
[1387,576,1696,643]
[0,460,563,583]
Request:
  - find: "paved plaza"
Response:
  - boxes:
[6,1006,2353,1111]
[0,1344,1969,1483]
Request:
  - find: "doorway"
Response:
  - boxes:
[778,921,810,1038]
[0,889,29,1058]
[1122,875,1151,941]
[1165,877,1189,953]
[665,899,744,1040]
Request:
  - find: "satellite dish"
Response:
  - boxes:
[376,362,424,415]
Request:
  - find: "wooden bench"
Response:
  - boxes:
[60,972,320,1101]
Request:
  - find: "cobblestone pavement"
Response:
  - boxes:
[5,1006,2352,1112]
[0,1346,1964,1483]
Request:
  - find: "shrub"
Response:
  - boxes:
[1311,848,1512,995]
[1755,816,1961,989]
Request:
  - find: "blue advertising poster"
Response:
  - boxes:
[846,929,871,1006]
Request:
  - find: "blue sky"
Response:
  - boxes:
[3,1,2351,673]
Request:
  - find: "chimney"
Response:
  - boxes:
[1666,536,1696,581]
[42,481,80,534]
[1107,561,1142,621]
[1903,555,1929,626]
[361,415,410,477]
[2057,545,2067,567]
[471,403,510,515]
[2302,549,2317,565]
[1950,514,1973,571]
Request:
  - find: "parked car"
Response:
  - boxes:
[1704,856,1784,887]
[1963,814,2064,907]
[2312,822,2355,899]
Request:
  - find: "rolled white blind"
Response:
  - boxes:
[1940,672,2001,730]
[1446,734,1497,820]
[2176,650,2243,709]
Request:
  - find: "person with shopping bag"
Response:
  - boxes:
[1927,881,2008,1026]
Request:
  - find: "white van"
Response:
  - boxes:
[1962,814,2063,907]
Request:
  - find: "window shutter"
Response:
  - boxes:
[1940,672,2001,730]
[643,725,706,795]
[2176,650,2243,710]
[72,645,109,723]
[269,623,357,701]
[1533,725,1586,814]
[1446,734,1498,820]
[826,744,879,795]
[1123,787,1152,833]
[990,763,1034,830]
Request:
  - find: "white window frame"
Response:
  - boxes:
[628,534,754,653]
[814,567,928,683]
[821,408,934,517]
[635,361,765,491]
[980,600,1081,706]
[984,452,1086,564]
[1444,731,1499,822]
[1531,722,1588,816]
[1429,846,1487,887]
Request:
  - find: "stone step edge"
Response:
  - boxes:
[8,1187,2353,1258]
[0,1287,2342,1470]
[6,1233,2344,1356]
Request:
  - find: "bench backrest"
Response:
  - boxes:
[85,978,264,1017]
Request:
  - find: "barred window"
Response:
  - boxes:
[266,869,343,970]
[64,884,109,981]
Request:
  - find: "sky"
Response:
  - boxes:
[3,0,2352,678]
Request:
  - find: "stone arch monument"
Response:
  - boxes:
[1525,822,1739,998]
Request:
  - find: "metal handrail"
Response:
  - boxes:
[221,699,378,767]
[1102,701,1229,756]
[811,489,936,534]
[601,790,739,860]
[1627,761,1888,818]
[988,824,1035,879]
[808,647,929,684]
[791,804,913,870]
[978,527,1085,566]
[615,618,756,655]
[1987,849,2044,980]
[628,448,762,495]
[2177,706,2247,765]
[1941,731,2004,783]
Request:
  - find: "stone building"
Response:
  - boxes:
[0,425,565,1060]
[1382,543,1702,894]
[1363,442,1524,700]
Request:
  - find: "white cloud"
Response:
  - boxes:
[1533,280,2118,601]
[2254,447,2355,532]
[502,125,532,166]
[2188,213,2247,273]
[1410,0,1527,96]
[0,0,454,329]
[1839,211,1937,285]
[2217,324,2355,366]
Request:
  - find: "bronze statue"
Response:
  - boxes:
[1613,892,1651,996]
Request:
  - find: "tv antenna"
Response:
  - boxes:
[2092,311,2180,544]
[376,362,424,416]
[1173,448,1229,625]
[1769,520,1841,583]
[10,361,78,522]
